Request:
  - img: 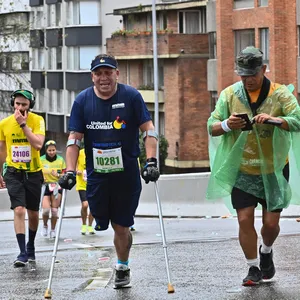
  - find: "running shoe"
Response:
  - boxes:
[242,266,262,286]
[14,252,28,268]
[114,264,131,288]
[80,225,87,235]
[50,230,56,239]
[130,226,136,232]
[87,226,95,235]
[26,243,35,262]
[259,245,275,279]
[41,226,48,237]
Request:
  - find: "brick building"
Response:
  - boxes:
[207,0,299,108]
[107,1,211,172]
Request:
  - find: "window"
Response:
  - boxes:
[67,46,100,70]
[209,32,217,59]
[48,47,62,70]
[149,110,165,136]
[258,0,268,7]
[32,49,44,70]
[0,52,29,71]
[158,12,167,30]
[67,0,100,25]
[33,89,45,111]
[67,90,81,113]
[0,90,14,112]
[48,3,61,27]
[260,28,269,67]
[142,60,164,89]
[210,91,218,112]
[179,9,207,34]
[233,0,254,9]
[234,29,255,58]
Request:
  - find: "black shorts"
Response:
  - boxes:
[44,184,62,196]
[4,167,44,211]
[231,163,289,212]
[87,166,141,231]
[78,190,87,202]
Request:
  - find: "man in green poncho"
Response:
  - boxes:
[207,46,300,286]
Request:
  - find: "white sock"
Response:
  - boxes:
[261,241,272,254]
[246,258,259,268]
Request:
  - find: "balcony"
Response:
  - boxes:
[106,33,209,58]
[138,90,164,104]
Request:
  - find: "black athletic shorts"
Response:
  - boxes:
[4,167,44,211]
[231,163,289,212]
[78,190,87,202]
[44,184,62,196]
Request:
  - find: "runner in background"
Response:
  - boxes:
[40,140,66,239]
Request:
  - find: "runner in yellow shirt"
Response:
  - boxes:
[76,148,95,235]
[40,140,66,239]
[0,90,45,267]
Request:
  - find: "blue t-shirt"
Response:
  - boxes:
[68,84,151,181]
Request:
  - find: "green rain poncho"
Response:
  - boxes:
[207,81,300,211]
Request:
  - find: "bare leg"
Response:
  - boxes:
[237,206,257,259]
[50,194,61,231]
[261,208,280,246]
[14,206,26,234]
[112,222,132,262]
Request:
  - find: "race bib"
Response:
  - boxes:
[93,147,124,173]
[11,145,31,163]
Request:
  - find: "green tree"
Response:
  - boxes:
[139,134,169,173]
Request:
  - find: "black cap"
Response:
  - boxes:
[90,56,118,71]
[236,46,264,76]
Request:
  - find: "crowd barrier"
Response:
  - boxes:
[1,173,300,221]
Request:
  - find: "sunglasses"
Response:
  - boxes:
[45,140,56,146]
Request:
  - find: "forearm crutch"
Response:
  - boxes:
[154,181,175,293]
[44,189,67,299]
[39,183,47,212]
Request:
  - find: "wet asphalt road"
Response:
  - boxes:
[0,217,300,300]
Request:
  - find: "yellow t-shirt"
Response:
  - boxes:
[0,113,45,171]
[76,149,87,191]
[41,155,66,183]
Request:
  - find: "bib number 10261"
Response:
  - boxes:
[96,156,120,166]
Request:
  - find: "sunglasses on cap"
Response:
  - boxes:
[45,140,56,147]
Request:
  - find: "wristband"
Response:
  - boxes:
[20,123,26,128]
[221,119,231,133]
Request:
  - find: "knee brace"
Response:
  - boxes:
[42,208,50,217]
[51,208,58,218]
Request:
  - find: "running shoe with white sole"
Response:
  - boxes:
[14,252,28,268]
[50,230,56,239]
[41,226,48,237]
[114,264,131,288]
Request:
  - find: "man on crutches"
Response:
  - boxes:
[58,54,160,289]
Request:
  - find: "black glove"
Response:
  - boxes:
[141,157,160,184]
[58,171,76,190]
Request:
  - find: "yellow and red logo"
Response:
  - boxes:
[113,116,126,129]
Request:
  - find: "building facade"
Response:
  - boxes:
[0,0,31,119]
[107,1,211,172]
[28,0,153,149]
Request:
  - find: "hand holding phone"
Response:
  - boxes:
[234,113,253,131]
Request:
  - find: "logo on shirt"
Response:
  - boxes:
[86,121,113,130]
[113,116,126,130]
[112,103,125,109]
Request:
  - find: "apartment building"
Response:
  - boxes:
[107,0,211,172]
[207,0,299,110]
[28,0,152,149]
[0,0,31,119]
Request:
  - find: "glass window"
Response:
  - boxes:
[258,0,268,7]
[57,89,63,113]
[56,47,62,70]
[233,0,254,9]
[56,3,61,27]
[159,12,167,30]
[179,9,207,34]
[260,28,269,67]
[49,90,56,113]
[79,46,99,70]
[142,59,164,89]
[209,32,217,59]
[234,29,255,59]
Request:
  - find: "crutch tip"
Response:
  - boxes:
[167,283,175,293]
[44,289,52,299]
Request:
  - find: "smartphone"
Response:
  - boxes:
[235,113,253,131]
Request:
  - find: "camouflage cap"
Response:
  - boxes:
[236,46,264,76]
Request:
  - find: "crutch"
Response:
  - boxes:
[44,189,67,299]
[154,181,175,293]
[39,183,47,212]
